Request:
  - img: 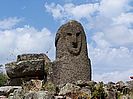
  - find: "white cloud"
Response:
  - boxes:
[93,69,133,83]
[113,13,133,27]
[0,18,54,64]
[92,32,111,48]
[90,46,133,72]
[45,3,99,21]
[0,17,22,30]
[90,46,133,82]
[45,3,63,19]
[99,0,130,18]
[104,26,133,46]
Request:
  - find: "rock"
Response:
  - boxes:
[6,78,23,86]
[5,59,45,79]
[75,80,96,88]
[78,87,91,98]
[54,96,66,99]
[24,91,54,99]
[53,20,91,85]
[106,82,115,88]
[126,80,133,90]
[59,83,80,95]
[119,94,131,99]
[116,81,126,91]
[6,77,40,86]
[8,90,54,99]
[17,53,50,63]
[24,92,38,99]
[0,96,7,99]
[5,53,51,86]
[106,90,117,99]
[8,88,24,99]
[0,86,21,96]
[43,81,56,94]
[22,79,43,92]
[80,87,91,96]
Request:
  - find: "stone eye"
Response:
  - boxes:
[76,32,80,36]
[67,33,72,36]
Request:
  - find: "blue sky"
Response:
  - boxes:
[0,0,133,82]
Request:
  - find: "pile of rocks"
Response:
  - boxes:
[0,80,133,99]
[5,53,50,86]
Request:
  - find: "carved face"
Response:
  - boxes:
[65,28,82,55]
[55,20,84,57]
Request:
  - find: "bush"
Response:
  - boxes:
[0,73,8,86]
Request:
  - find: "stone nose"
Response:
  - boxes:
[72,35,77,43]
[72,35,78,48]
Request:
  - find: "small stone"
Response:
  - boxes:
[76,80,97,88]
[80,87,91,96]
[9,88,24,99]
[0,86,21,96]
[0,96,7,99]
[116,81,126,91]
[54,96,66,99]
[22,79,43,92]
[59,83,80,95]
[106,90,117,99]
[24,91,54,99]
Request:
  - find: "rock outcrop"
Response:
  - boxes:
[5,53,50,86]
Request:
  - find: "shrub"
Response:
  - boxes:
[0,73,8,86]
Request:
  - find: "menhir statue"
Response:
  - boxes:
[52,20,91,85]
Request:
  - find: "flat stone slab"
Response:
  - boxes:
[5,59,45,79]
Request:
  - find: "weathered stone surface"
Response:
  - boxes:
[5,53,51,86]
[5,81,133,99]
[8,88,24,99]
[59,83,80,95]
[75,80,97,87]
[24,91,54,99]
[116,81,126,90]
[106,90,117,99]
[0,96,7,99]
[5,59,45,79]
[0,86,21,96]
[17,53,50,63]
[22,79,42,92]
[52,20,91,85]
[6,78,23,86]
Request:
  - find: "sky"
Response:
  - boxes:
[0,0,133,83]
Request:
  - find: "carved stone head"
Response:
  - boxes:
[55,20,87,58]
